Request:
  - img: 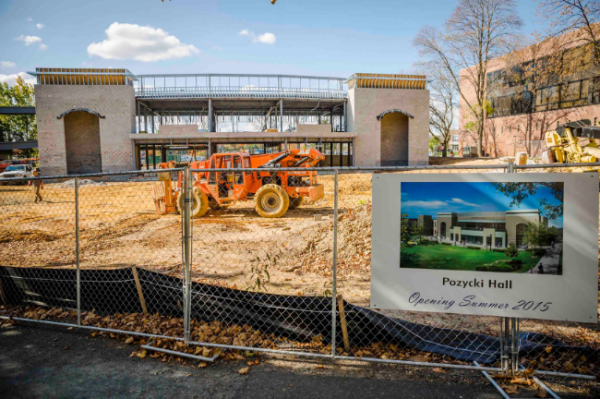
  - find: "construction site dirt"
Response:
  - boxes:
[0,157,598,351]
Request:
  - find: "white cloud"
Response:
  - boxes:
[16,35,42,46]
[27,17,32,22]
[256,33,276,44]
[450,198,480,207]
[39,43,48,50]
[211,45,223,51]
[0,61,16,68]
[0,72,36,86]
[36,23,44,30]
[88,22,199,62]
[403,200,447,208]
[239,29,276,44]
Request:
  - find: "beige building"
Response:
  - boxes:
[432,210,548,248]
[458,30,600,158]
[30,69,430,175]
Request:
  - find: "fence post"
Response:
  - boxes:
[505,161,519,375]
[75,176,81,327]
[331,170,339,359]
[183,167,192,345]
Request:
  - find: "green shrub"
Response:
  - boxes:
[475,266,489,271]
[504,244,519,260]
[421,238,429,242]
[492,248,505,253]
[467,246,481,250]
[442,242,452,246]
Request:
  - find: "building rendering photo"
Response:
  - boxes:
[400,181,564,275]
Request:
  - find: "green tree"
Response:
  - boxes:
[491,182,564,220]
[401,214,411,244]
[523,222,559,248]
[0,77,37,157]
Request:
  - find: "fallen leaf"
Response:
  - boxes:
[136,350,147,359]
[502,385,519,394]
[238,367,250,375]
[535,388,549,398]
[124,337,134,345]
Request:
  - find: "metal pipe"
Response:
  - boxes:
[533,369,596,380]
[183,167,192,345]
[141,341,220,362]
[518,364,561,399]
[331,170,339,359]
[511,318,518,375]
[0,316,185,341]
[75,177,81,327]
[474,361,511,399]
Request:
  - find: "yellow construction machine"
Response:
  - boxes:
[541,120,600,164]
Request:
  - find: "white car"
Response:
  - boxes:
[0,164,34,184]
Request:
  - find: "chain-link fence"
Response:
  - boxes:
[0,163,598,390]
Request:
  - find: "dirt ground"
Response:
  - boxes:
[0,158,598,349]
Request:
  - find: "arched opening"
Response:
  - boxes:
[440,222,447,240]
[64,111,102,174]
[379,112,409,166]
[516,223,528,248]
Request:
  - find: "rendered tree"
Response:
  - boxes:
[492,182,564,219]
[414,0,523,157]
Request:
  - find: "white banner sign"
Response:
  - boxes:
[371,172,599,323]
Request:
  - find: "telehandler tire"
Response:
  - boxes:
[178,187,209,218]
[287,196,303,210]
[255,184,289,218]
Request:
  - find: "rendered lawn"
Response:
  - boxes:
[401,242,542,272]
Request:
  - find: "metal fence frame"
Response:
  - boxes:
[0,162,598,389]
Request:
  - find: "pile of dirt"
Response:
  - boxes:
[0,230,60,243]
[58,179,107,188]
[293,203,372,276]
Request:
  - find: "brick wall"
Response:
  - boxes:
[35,85,136,176]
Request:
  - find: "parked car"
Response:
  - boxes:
[0,164,34,184]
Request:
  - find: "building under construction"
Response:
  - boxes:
[30,68,429,175]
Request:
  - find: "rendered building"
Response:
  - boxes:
[30,68,430,176]
[431,210,548,248]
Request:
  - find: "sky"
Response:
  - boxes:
[0,0,543,86]
[401,182,564,227]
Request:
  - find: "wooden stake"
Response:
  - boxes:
[337,294,350,352]
[0,278,7,306]
[131,266,148,315]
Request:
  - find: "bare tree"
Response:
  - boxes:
[426,65,457,157]
[538,0,600,64]
[496,33,586,155]
[414,0,523,157]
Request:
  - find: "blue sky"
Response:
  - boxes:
[0,0,542,85]
[401,182,564,227]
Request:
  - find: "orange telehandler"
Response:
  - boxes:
[153,148,325,218]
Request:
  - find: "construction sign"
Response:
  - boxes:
[371,172,599,322]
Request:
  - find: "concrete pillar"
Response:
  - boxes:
[208,99,213,132]
[208,138,211,157]
[136,101,141,133]
[343,101,347,132]
[279,100,283,133]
